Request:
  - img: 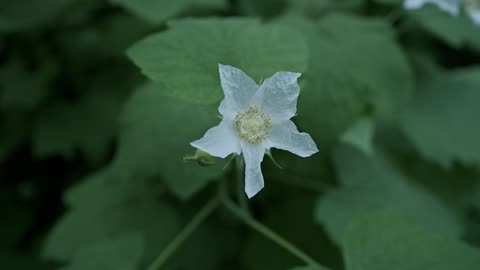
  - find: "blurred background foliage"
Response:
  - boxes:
[1,0,480,269]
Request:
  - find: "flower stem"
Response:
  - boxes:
[146,197,219,270]
[218,181,322,267]
[235,156,249,213]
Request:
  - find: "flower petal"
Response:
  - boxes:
[467,6,480,25]
[240,141,265,198]
[265,120,318,157]
[252,72,301,121]
[218,64,258,118]
[191,119,240,158]
[403,0,460,15]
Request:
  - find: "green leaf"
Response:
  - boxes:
[315,145,462,245]
[340,117,375,156]
[0,0,76,32]
[59,233,144,270]
[401,67,480,167]
[45,166,238,269]
[43,165,179,262]
[344,213,480,270]
[64,167,165,212]
[112,82,225,199]
[410,6,480,50]
[43,192,181,262]
[110,0,226,25]
[127,18,308,104]
[296,14,413,148]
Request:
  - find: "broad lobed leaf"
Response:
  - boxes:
[128,18,308,104]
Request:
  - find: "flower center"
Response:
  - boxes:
[234,106,272,144]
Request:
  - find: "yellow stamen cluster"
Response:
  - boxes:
[234,106,272,144]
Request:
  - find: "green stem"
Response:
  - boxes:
[218,182,321,267]
[235,156,249,213]
[146,197,219,270]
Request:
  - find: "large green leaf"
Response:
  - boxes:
[43,165,178,262]
[128,18,308,104]
[344,213,480,270]
[111,82,226,199]
[401,67,480,167]
[59,233,144,270]
[315,145,462,245]
[295,14,413,148]
[43,181,180,262]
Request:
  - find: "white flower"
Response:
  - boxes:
[465,0,480,25]
[191,64,318,198]
[404,0,461,15]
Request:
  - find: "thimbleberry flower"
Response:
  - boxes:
[465,0,480,25]
[191,64,318,198]
[403,0,461,15]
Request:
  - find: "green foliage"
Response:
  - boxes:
[0,59,57,110]
[243,195,340,270]
[43,178,181,262]
[295,14,413,148]
[111,82,226,199]
[0,0,76,31]
[1,1,480,270]
[33,89,128,162]
[401,67,480,167]
[128,18,308,104]
[110,0,226,25]
[410,6,480,50]
[344,213,480,270]
[340,117,375,156]
[59,233,144,270]
[315,145,462,245]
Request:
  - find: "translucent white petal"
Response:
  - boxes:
[252,72,301,122]
[403,0,460,15]
[265,120,318,158]
[240,141,265,198]
[191,118,240,158]
[218,64,259,118]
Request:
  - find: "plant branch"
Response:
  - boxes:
[218,181,322,267]
[146,196,219,270]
